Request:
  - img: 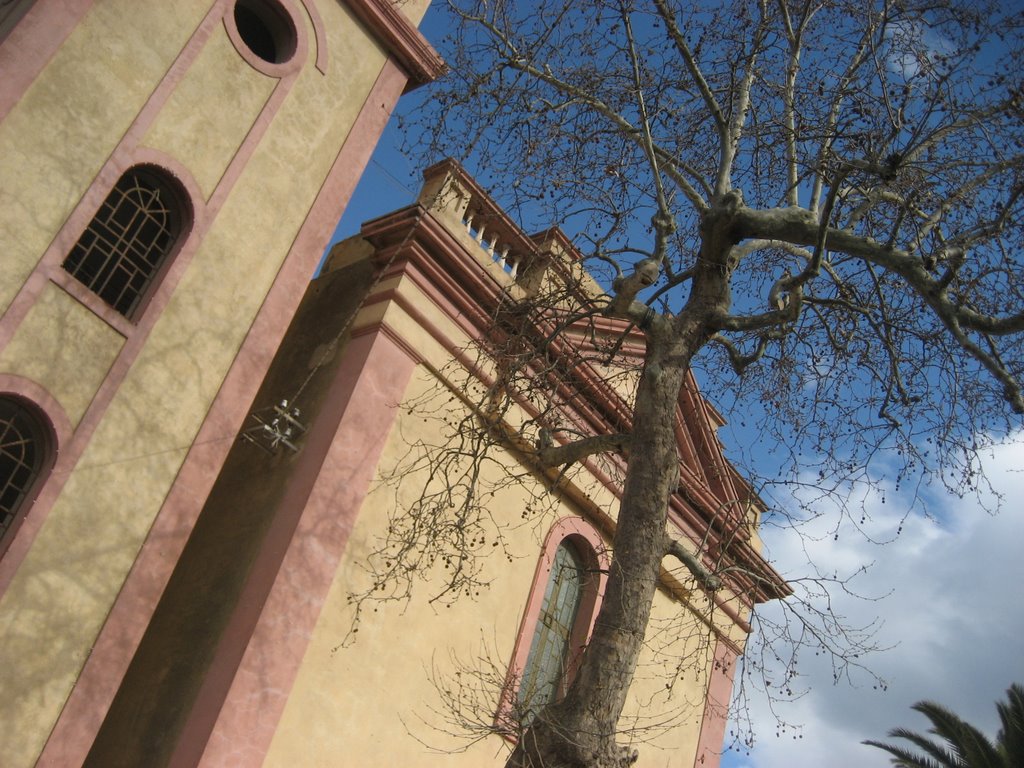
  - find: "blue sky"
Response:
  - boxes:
[321,5,1024,766]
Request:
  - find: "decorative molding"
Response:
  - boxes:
[0,375,71,562]
[345,0,445,90]
[496,516,610,736]
[694,639,740,768]
[34,55,418,768]
[222,0,308,78]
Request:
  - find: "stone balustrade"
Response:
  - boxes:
[418,158,539,285]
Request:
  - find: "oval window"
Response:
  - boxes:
[233,0,297,65]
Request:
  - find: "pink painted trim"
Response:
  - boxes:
[223,0,308,78]
[36,56,418,768]
[41,153,205,335]
[346,0,445,89]
[0,0,93,122]
[361,243,772,624]
[0,374,72,448]
[359,316,425,366]
[694,640,739,768]
[0,0,295,586]
[0,375,72,560]
[297,0,328,74]
[350,213,776,629]
[194,326,418,768]
[0,150,206,596]
[496,516,610,734]
[0,1,221,352]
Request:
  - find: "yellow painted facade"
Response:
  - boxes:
[0,2,439,766]
[264,370,730,766]
[0,4,779,766]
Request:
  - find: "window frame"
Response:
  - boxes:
[498,516,609,735]
[224,0,306,78]
[0,394,55,558]
[59,165,192,322]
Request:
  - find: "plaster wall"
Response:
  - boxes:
[0,3,425,765]
[0,0,206,314]
[253,249,746,766]
[0,284,123,427]
[262,365,721,767]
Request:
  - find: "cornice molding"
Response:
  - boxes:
[351,198,790,604]
[345,0,446,90]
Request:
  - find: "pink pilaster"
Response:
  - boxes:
[195,323,419,768]
[694,638,740,767]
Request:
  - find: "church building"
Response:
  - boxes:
[0,3,785,767]
[0,2,441,765]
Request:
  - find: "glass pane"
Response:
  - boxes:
[518,541,585,723]
[0,398,46,541]
[62,168,180,318]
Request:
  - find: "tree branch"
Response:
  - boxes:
[534,430,632,469]
[665,537,723,592]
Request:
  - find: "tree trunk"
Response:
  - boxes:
[507,331,693,768]
[506,197,736,767]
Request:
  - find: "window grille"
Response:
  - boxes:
[518,541,586,722]
[0,398,46,545]
[62,168,184,317]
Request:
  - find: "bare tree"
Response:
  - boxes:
[367,1,1024,765]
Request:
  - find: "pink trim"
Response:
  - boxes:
[0,375,72,559]
[36,57,418,768]
[361,219,775,621]
[195,326,418,768]
[44,154,204,334]
[0,374,72,448]
[0,151,207,595]
[355,236,745,614]
[223,0,307,78]
[354,208,778,630]
[496,516,610,732]
[0,0,222,351]
[0,0,94,122]
[297,0,328,74]
[346,0,445,90]
[1,147,205,345]
[360,199,774,600]
[0,0,296,587]
[694,640,739,768]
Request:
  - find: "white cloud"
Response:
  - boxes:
[723,435,1024,768]
[884,18,955,80]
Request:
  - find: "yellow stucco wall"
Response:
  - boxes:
[0,3,419,765]
[262,363,724,767]
[142,29,277,198]
[259,256,744,766]
[0,284,123,427]
[0,0,208,315]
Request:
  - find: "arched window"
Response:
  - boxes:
[61,166,189,318]
[518,539,587,721]
[0,396,52,553]
[501,517,608,731]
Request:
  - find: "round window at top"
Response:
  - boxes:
[233,0,297,65]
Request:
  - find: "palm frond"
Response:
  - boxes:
[863,738,946,768]
[995,684,1024,766]
[912,701,1001,768]
[865,685,1024,768]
